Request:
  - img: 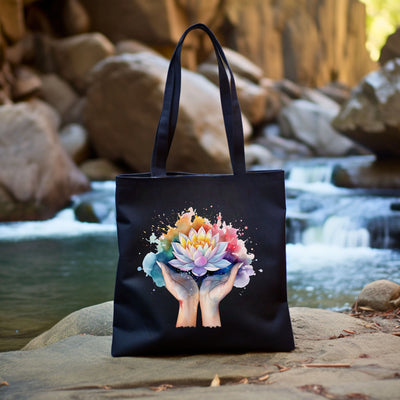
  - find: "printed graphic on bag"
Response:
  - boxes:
[141,208,255,327]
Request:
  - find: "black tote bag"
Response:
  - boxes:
[112,23,294,356]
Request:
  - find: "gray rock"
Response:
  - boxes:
[257,123,312,159]
[332,58,400,158]
[1,306,399,400]
[332,157,400,189]
[356,279,400,311]
[23,301,113,350]
[85,52,251,174]
[317,82,351,105]
[279,99,356,157]
[301,87,340,111]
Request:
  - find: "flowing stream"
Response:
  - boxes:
[1,158,400,351]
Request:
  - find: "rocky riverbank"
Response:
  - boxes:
[4,0,400,222]
[1,300,399,400]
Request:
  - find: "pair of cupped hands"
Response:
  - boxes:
[157,261,242,327]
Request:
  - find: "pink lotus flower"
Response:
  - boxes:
[169,227,231,276]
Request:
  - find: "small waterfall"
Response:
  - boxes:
[287,165,334,184]
[302,216,370,248]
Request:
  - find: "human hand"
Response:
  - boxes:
[157,261,199,327]
[199,263,241,327]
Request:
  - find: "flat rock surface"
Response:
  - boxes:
[1,307,399,399]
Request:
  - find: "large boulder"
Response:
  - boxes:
[198,62,268,125]
[0,101,90,221]
[52,32,115,90]
[85,52,251,174]
[332,58,400,158]
[39,74,79,119]
[23,301,113,350]
[279,99,356,157]
[3,305,399,400]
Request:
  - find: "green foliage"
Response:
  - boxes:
[360,0,400,60]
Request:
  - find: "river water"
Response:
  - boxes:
[1,160,400,351]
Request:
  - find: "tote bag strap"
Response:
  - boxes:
[150,23,246,177]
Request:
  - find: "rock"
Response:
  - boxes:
[198,62,268,125]
[62,0,91,35]
[391,203,400,212]
[221,0,375,86]
[0,62,14,103]
[301,87,340,110]
[205,47,263,84]
[74,201,100,223]
[332,157,400,189]
[73,1,374,87]
[85,52,251,174]
[11,65,41,100]
[356,280,400,311]
[332,58,400,159]
[274,79,303,99]
[28,98,61,132]
[0,0,25,43]
[279,99,356,157]
[80,158,123,181]
[1,306,400,399]
[63,96,86,125]
[59,124,90,165]
[115,39,158,55]
[52,32,115,91]
[260,79,283,121]
[367,215,400,249]
[379,28,400,65]
[23,302,113,350]
[39,74,79,118]
[244,143,275,167]
[27,33,56,73]
[317,82,351,105]
[256,124,312,159]
[80,0,189,43]
[0,101,90,221]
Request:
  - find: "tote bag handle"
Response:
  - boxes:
[150,23,246,177]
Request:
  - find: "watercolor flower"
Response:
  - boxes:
[169,227,231,276]
[142,208,256,288]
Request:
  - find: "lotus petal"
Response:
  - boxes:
[169,259,194,271]
[192,266,207,276]
[208,258,231,269]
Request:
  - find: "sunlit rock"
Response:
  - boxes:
[333,58,400,158]
[356,279,400,311]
